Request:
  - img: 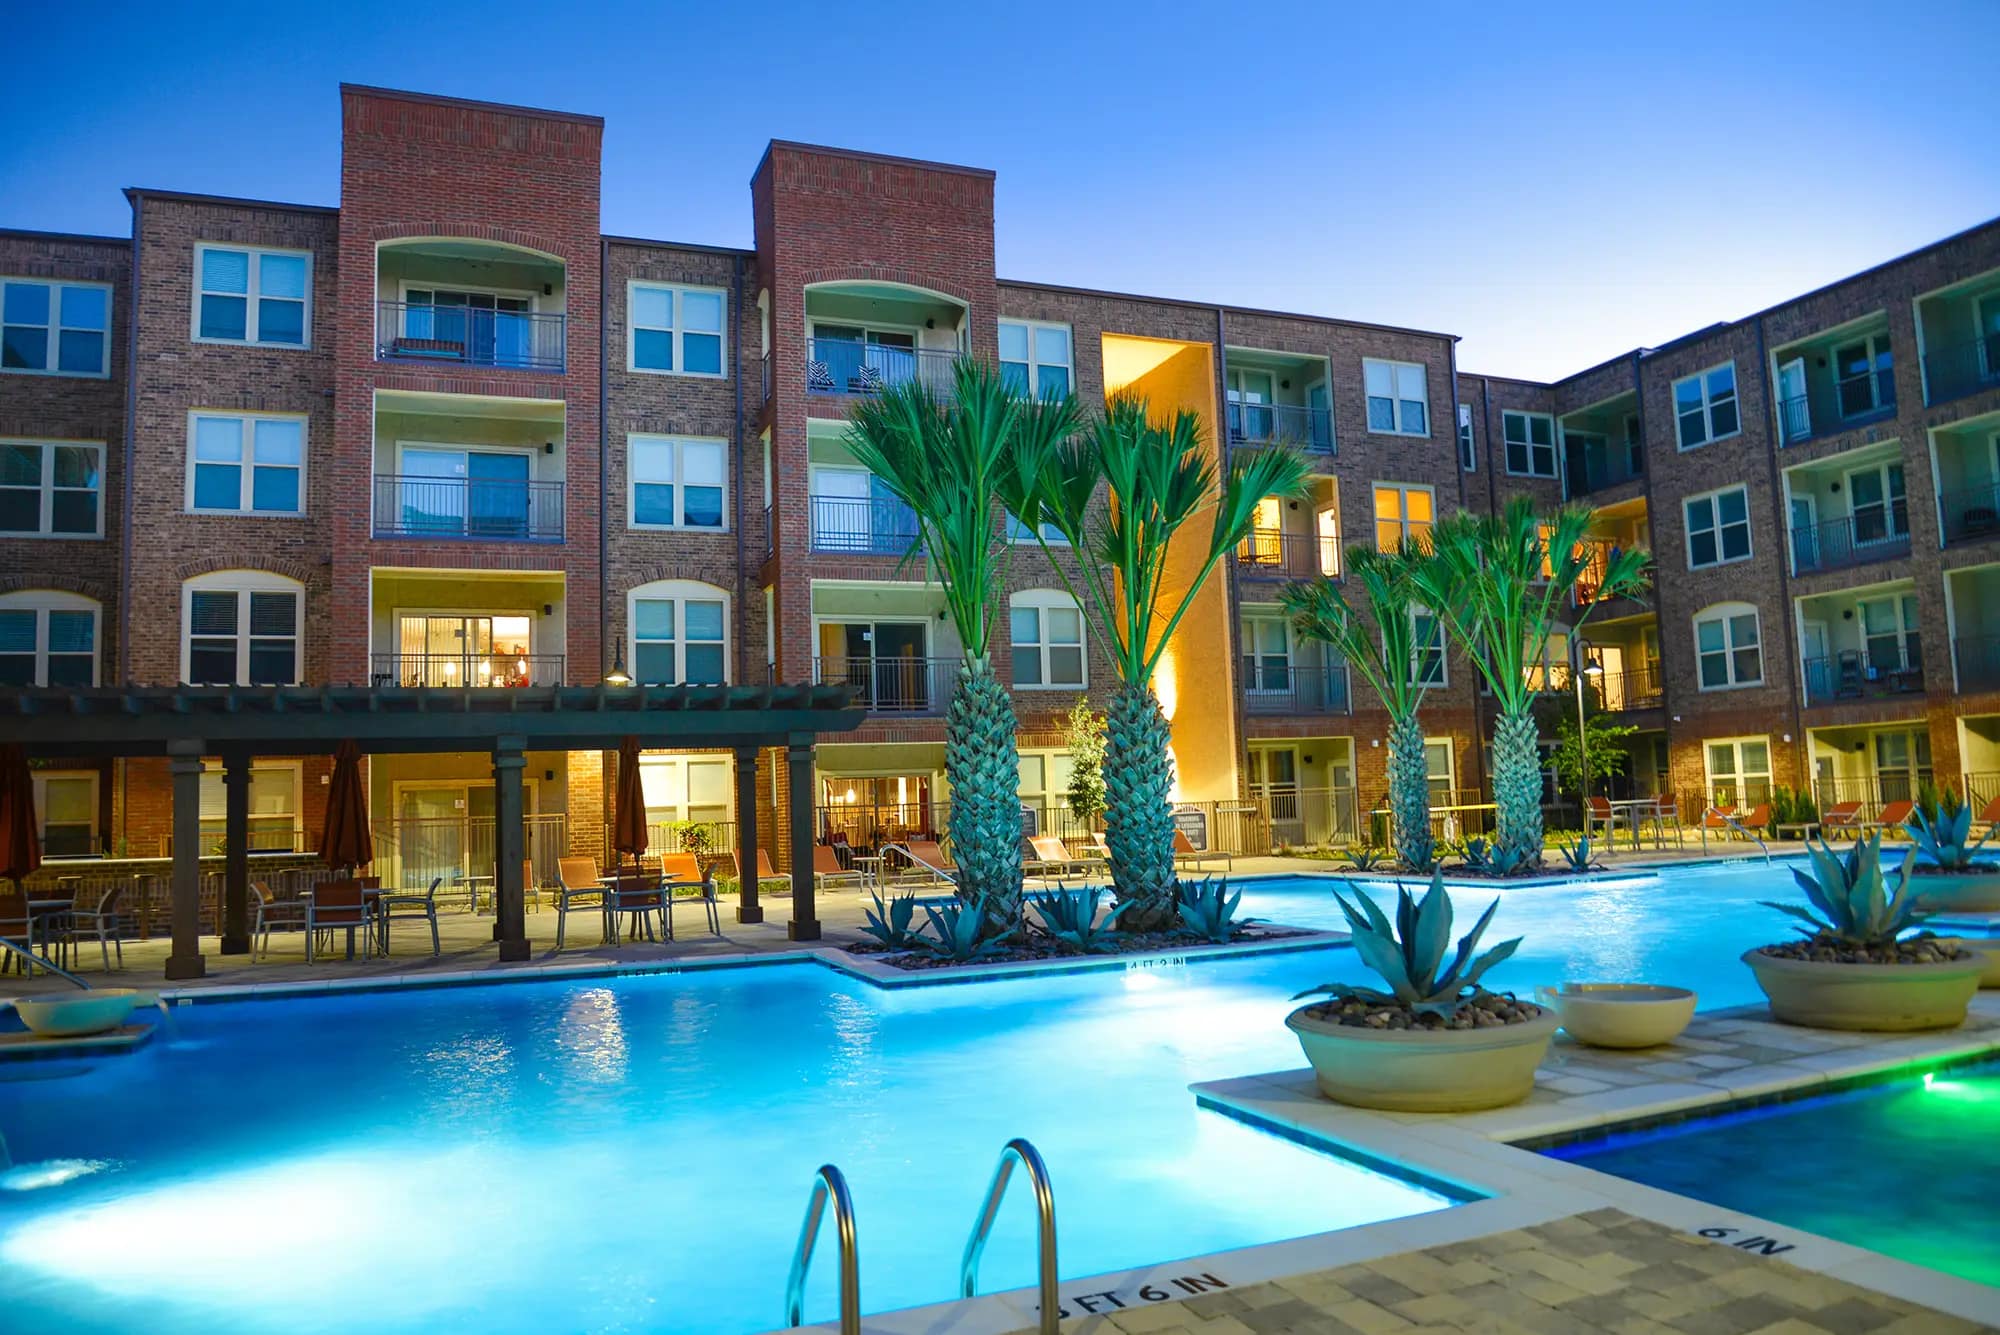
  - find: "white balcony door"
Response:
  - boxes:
[1243,617,1290,692]
[1227,369,1274,441]
[1979,294,2000,379]
[1777,357,1807,439]
[395,613,533,686]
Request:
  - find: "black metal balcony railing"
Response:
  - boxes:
[812,655,957,715]
[762,502,774,557]
[761,352,772,403]
[1790,500,1909,574]
[374,301,566,373]
[1955,636,2000,693]
[372,475,565,542]
[1802,647,1923,706]
[805,339,955,398]
[1778,375,1897,447]
[1233,528,1338,579]
[1225,402,1334,453]
[370,652,565,688]
[1565,443,1645,497]
[1777,394,1811,446]
[1923,333,2000,405]
[1239,661,1351,715]
[1589,665,1664,712]
[1941,478,2000,544]
[808,494,920,555]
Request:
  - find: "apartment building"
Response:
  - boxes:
[5,82,1998,877]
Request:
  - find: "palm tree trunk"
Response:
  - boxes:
[1104,679,1177,926]
[945,657,1024,929]
[1491,708,1544,866]
[1385,712,1435,870]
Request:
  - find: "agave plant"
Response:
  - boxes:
[1296,871,1523,1018]
[860,889,924,950]
[920,895,1010,963]
[1761,835,1929,948]
[1176,878,1252,944]
[1342,844,1390,873]
[1030,886,1128,953]
[1906,805,1997,872]
[1554,835,1600,873]
[1460,836,1534,878]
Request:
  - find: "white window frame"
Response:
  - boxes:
[0,589,101,687]
[199,759,304,853]
[627,434,728,532]
[180,570,304,686]
[1372,482,1435,552]
[1672,361,1740,451]
[0,437,104,537]
[626,281,729,379]
[998,319,1073,398]
[185,411,307,517]
[1009,589,1087,690]
[1693,601,1764,691]
[627,579,731,686]
[190,243,312,349]
[2,277,111,378]
[1363,358,1429,437]
[33,769,98,857]
[1703,736,1772,804]
[1501,410,1557,478]
[1684,484,1752,570]
[1456,403,1475,471]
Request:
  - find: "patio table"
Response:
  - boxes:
[849,855,883,892]
[1604,798,1657,850]
[26,898,75,969]
[1775,822,1819,842]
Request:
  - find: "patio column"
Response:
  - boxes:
[735,744,762,923]
[165,740,206,981]
[786,738,819,941]
[219,750,251,954]
[493,736,530,961]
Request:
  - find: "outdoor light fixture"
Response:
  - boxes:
[605,644,632,687]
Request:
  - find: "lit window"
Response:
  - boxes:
[629,435,726,530]
[0,590,99,687]
[630,580,729,685]
[1694,603,1762,689]
[1364,359,1428,435]
[1502,411,1556,477]
[194,245,309,346]
[998,320,1073,397]
[2,279,110,376]
[188,413,305,515]
[33,771,97,857]
[1685,485,1751,568]
[1373,483,1433,552]
[182,572,303,685]
[1672,362,1739,449]
[629,283,726,377]
[0,439,102,536]
[1010,590,1085,688]
[199,762,301,853]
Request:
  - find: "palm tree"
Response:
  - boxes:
[1281,546,1439,870]
[1001,395,1308,924]
[1409,496,1650,867]
[845,358,1081,927]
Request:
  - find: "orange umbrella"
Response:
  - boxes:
[0,743,41,889]
[612,735,648,866]
[319,740,373,872]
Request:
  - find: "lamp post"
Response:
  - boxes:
[1573,636,1604,823]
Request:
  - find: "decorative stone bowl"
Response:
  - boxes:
[1285,1005,1559,1112]
[11,988,143,1038]
[1533,983,1696,1049]
[1941,938,2000,989]
[1910,869,2000,913]
[1742,949,1983,1031]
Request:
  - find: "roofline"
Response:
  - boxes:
[1456,370,1554,390]
[339,82,603,128]
[0,226,130,247]
[998,276,1460,345]
[122,187,337,216]
[754,139,996,186]
[602,232,754,258]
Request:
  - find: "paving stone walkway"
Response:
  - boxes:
[1008,1209,1995,1334]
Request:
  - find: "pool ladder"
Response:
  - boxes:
[783,1136,1059,1335]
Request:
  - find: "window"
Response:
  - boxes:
[2,279,109,376]
[0,591,99,686]
[34,771,97,857]
[1241,615,1291,692]
[1363,359,1428,435]
[1846,460,1907,544]
[1373,483,1434,552]
[193,245,309,346]
[1409,607,1446,686]
[999,320,1072,397]
[639,755,733,828]
[1834,332,1894,418]
[629,283,726,376]
[1424,738,1456,804]
[1,439,102,536]
[1457,404,1475,471]
[629,580,729,685]
[1672,362,1739,449]
[1685,485,1751,568]
[1010,590,1085,688]
[629,435,726,530]
[1694,602,1762,690]
[1502,411,1556,477]
[199,761,302,853]
[1859,594,1921,672]
[182,572,303,686]
[1704,737,1772,806]
[188,413,304,515]
[1005,512,1067,545]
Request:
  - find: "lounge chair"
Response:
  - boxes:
[1820,801,1864,840]
[813,844,864,891]
[1865,799,1915,839]
[555,856,610,951]
[1738,804,1773,837]
[305,879,373,963]
[1978,794,2000,837]
[1703,805,1740,836]
[658,852,720,937]
[1173,828,1233,873]
[894,839,957,885]
[1025,834,1091,883]
[380,876,443,957]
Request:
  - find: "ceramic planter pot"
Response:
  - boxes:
[11,988,143,1038]
[1285,1004,1559,1112]
[1742,949,1983,1031]
[1533,983,1696,1049]
[1940,938,2000,988]
[1910,868,2000,913]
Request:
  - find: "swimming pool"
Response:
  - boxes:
[0,860,1814,1333]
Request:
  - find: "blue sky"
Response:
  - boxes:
[5,0,1997,380]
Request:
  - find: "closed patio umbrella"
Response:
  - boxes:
[0,743,41,891]
[613,735,648,869]
[319,740,373,873]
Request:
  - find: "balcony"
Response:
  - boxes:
[1771,314,1898,447]
[1776,366,1896,446]
[1922,334,2000,406]
[1574,664,1663,712]
[372,474,565,543]
[1225,402,1333,454]
[1234,527,1337,580]
[1790,501,1910,575]
[1239,661,1351,716]
[808,494,920,556]
[805,338,955,399]
[1956,636,2000,693]
[371,652,564,688]
[375,301,566,374]
[1802,646,1923,707]
[1559,391,1643,498]
[813,655,956,715]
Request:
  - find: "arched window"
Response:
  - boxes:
[0,589,100,687]
[1010,589,1085,689]
[628,579,729,685]
[181,570,303,685]
[1693,602,1762,690]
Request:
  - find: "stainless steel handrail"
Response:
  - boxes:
[961,1137,1058,1334]
[0,938,90,990]
[879,842,957,887]
[783,1163,859,1334]
[1703,807,1772,863]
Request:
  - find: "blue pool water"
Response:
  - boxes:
[0,860,1808,1334]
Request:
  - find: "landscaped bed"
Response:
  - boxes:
[847,922,1311,971]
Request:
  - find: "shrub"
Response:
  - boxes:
[1176,878,1252,944]
[1295,870,1523,1018]
[1030,886,1128,953]
[860,890,923,950]
[1762,835,1928,949]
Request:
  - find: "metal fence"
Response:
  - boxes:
[1233,528,1337,579]
[1237,662,1352,715]
[1923,334,2000,405]
[812,656,958,715]
[1808,775,1933,821]
[1955,636,2000,693]
[1790,501,1910,574]
[369,652,565,688]
[1565,440,1644,496]
[808,494,921,555]
[805,338,956,398]
[1941,480,2000,545]
[1802,648,1923,705]
[374,301,566,373]
[373,813,569,893]
[1224,402,1334,453]
[372,474,566,542]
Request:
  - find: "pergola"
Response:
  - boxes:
[0,684,866,979]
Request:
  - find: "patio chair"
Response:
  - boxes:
[1703,805,1740,836]
[305,879,373,964]
[554,856,610,951]
[813,844,864,891]
[659,852,721,938]
[1978,794,2000,837]
[894,839,958,885]
[1024,834,1090,883]
[250,880,306,959]
[605,864,667,944]
[0,887,33,976]
[521,860,545,913]
[1584,795,1617,841]
[1738,804,1773,837]
[1173,828,1233,873]
[1820,801,1864,840]
[380,876,443,957]
[1864,799,1915,839]
[67,882,130,971]
[1641,796,1684,850]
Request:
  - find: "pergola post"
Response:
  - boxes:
[786,737,819,941]
[165,740,207,980]
[219,750,251,954]
[735,744,762,924]
[493,736,530,961]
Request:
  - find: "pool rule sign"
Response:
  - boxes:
[1172,806,1209,851]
